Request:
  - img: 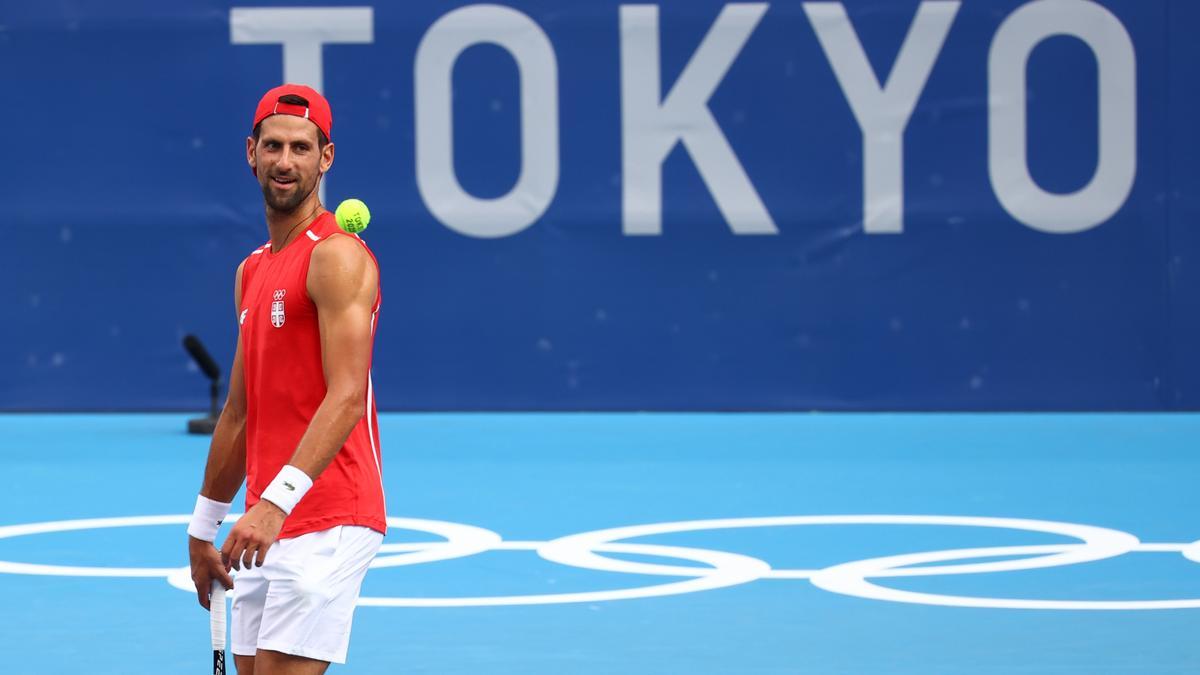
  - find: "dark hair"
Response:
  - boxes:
[252,94,329,149]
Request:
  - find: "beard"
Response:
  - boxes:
[260,171,317,213]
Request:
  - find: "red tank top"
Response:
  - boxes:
[238,212,386,539]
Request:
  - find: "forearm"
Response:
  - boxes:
[285,391,365,480]
[199,404,248,503]
[217,395,361,574]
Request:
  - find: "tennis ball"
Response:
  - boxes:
[335,198,371,234]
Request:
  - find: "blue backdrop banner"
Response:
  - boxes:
[1,0,1194,410]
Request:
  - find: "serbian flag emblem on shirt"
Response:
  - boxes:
[271,289,286,328]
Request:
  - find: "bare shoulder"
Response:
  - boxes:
[310,234,375,280]
[308,234,377,305]
[234,258,248,309]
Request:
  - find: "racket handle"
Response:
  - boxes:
[210,580,227,650]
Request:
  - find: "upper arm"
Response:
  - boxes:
[225,260,248,418]
[234,259,247,313]
[307,236,378,403]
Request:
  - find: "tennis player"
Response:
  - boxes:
[187,83,386,674]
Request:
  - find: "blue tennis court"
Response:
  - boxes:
[6,1,1200,673]
[2,412,1198,674]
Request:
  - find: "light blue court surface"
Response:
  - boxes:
[1,413,1199,674]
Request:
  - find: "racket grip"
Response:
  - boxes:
[210,580,227,650]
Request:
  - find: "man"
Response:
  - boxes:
[187,83,386,675]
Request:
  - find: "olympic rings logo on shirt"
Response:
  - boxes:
[0,514,1198,611]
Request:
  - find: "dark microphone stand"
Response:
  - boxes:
[183,334,222,435]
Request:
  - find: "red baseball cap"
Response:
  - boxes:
[252,83,332,142]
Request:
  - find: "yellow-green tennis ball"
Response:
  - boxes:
[335,198,370,234]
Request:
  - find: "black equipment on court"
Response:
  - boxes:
[183,334,222,435]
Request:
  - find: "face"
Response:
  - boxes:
[246,115,334,213]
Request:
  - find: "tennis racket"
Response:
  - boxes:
[210,580,227,675]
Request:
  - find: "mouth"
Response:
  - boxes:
[270,175,298,189]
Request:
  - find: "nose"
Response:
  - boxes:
[275,147,295,172]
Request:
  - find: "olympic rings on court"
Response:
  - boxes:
[0,514,1196,610]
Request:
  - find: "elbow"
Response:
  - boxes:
[221,399,247,425]
[346,399,367,423]
[332,389,367,422]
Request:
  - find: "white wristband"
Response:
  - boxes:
[187,495,233,542]
[260,465,313,515]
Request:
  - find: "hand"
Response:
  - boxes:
[220,499,286,572]
[189,536,234,610]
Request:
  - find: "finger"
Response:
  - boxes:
[227,538,246,572]
[241,541,258,571]
[219,536,235,571]
[195,577,211,610]
[235,540,255,572]
[216,566,235,590]
[254,541,269,567]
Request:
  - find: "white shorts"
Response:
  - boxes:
[230,525,383,664]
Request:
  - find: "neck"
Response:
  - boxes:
[266,190,324,253]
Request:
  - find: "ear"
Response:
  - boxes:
[246,136,258,176]
[319,142,335,175]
